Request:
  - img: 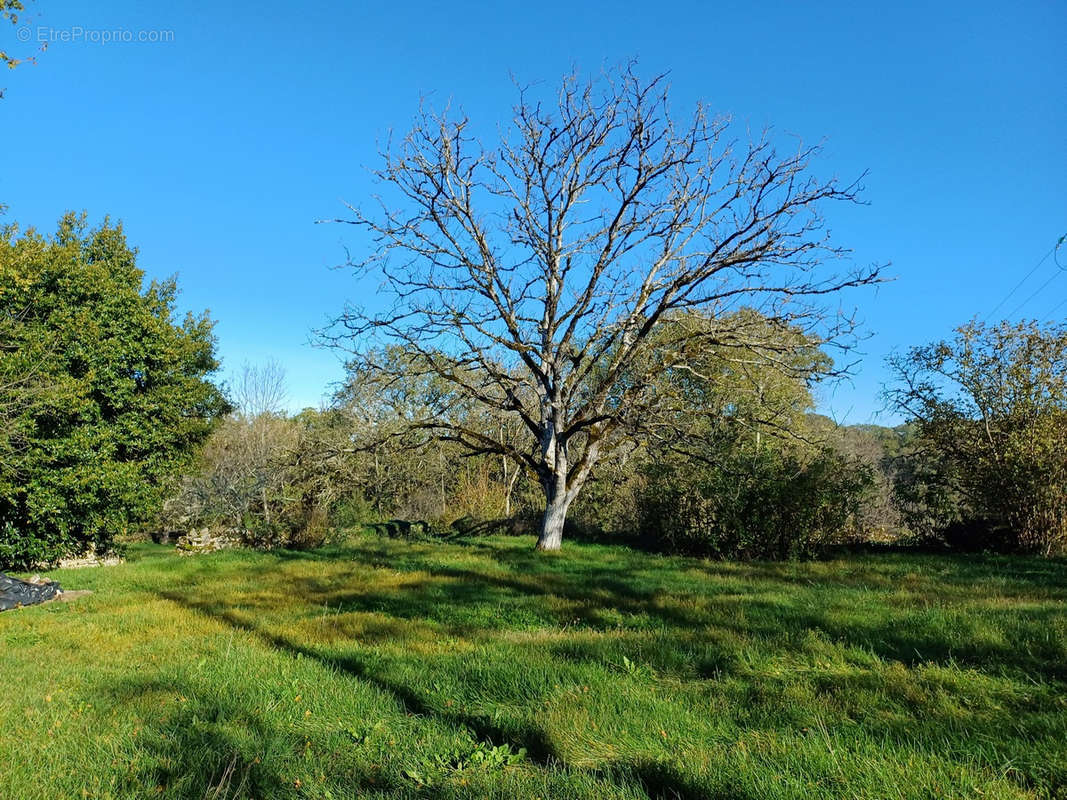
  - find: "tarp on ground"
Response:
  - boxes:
[0,573,62,611]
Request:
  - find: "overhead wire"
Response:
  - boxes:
[1038,235,1067,321]
[983,234,1066,323]
[1044,295,1067,321]
[1004,269,1063,320]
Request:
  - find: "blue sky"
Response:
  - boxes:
[2,0,1064,423]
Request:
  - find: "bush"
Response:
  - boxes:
[637,447,874,560]
[329,494,376,530]
[162,403,384,550]
[0,521,59,571]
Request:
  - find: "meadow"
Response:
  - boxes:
[1,532,1065,799]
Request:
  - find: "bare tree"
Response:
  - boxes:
[232,360,288,418]
[322,66,882,550]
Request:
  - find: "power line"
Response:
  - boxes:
[982,235,1065,323]
[1045,295,1067,322]
[1004,268,1063,320]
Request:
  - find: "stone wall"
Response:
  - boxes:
[55,551,125,569]
[175,527,242,555]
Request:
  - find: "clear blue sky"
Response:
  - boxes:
[2,0,1064,423]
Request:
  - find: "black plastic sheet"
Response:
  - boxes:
[0,573,62,611]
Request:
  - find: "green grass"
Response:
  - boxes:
[1,533,1065,799]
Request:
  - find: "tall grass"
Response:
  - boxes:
[1,533,1064,799]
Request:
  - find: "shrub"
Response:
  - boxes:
[638,447,874,560]
[329,493,376,530]
[0,520,59,571]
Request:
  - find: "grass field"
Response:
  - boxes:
[2,533,1065,799]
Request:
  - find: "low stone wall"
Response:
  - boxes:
[56,551,125,569]
[175,527,242,555]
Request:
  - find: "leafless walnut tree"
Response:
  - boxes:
[323,66,882,551]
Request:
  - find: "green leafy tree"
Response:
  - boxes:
[0,214,229,568]
[886,319,1067,554]
[813,418,906,540]
[631,311,873,558]
[334,348,525,523]
[619,308,832,454]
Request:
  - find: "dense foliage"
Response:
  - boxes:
[161,371,519,547]
[638,446,873,559]
[164,312,885,560]
[614,311,873,558]
[151,304,1067,563]
[0,214,228,568]
[163,407,362,548]
[887,320,1067,554]
[160,318,1067,562]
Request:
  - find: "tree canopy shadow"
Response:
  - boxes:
[152,585,720,800]
[157,588,558,765]
[99,674,398,799]
[280,538,1067,682]
[139,539,1067,798]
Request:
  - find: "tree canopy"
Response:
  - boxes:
[0,213,229,567]
[886,319,1067,554]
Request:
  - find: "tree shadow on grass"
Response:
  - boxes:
[147,543,1067,795]
[686,594,1067,683]
[449,542,1067,678]
[153,587,734,800]
[157,588,558,763]
[270,539,1067,683]
[606,759,762,800]
[101,675,399,800]
[180,535,1067,686]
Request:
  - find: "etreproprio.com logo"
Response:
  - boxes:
[17,25,175,44]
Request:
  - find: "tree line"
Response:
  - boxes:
[1,67,1064,568]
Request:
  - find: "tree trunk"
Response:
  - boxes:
[373,449,382,517]
[536,481,572,551]
[504,466,519,518]
[439,445,447,515]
